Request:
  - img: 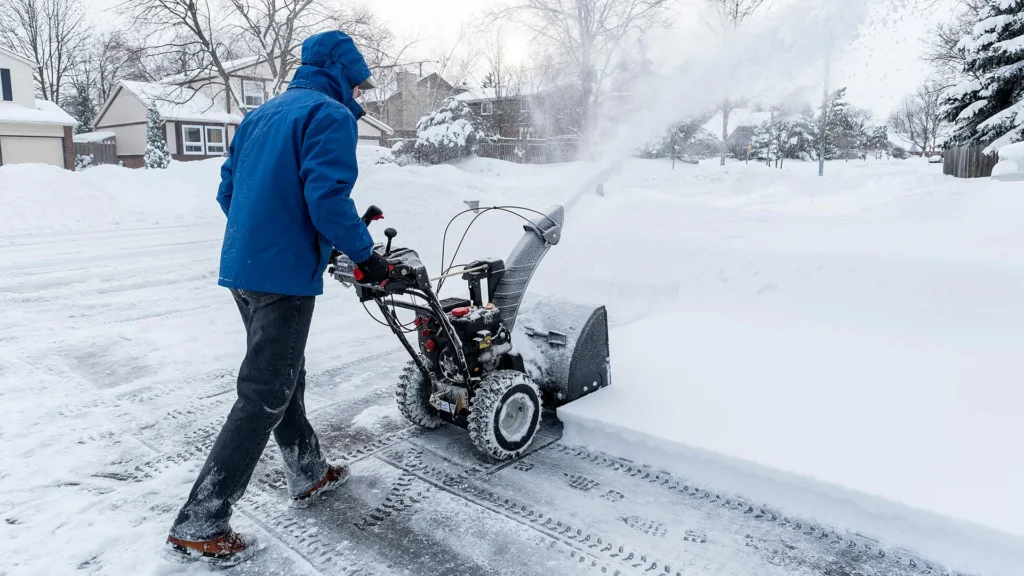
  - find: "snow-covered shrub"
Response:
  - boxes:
[892,146,908,159]
[636,120,721,160]
[144,105,171,169]
[751,112,818,165]
[402,99,483,165]
[75,154,94,171]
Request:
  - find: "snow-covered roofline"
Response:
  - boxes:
[0,99,77,127]
[160,55,265,85]
[0,46,37,67]
[361,114,394,135]
[95,81,242,127]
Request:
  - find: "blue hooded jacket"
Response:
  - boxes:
[216,31,375,296]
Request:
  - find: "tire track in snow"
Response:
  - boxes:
[549,444,973,576]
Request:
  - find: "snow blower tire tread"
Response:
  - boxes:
[396,359,443,429]
[468,370,542,460]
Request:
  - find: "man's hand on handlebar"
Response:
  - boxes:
[354,252,390,284]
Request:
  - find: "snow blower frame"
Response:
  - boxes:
[329,205,610,460]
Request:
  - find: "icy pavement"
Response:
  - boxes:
[2,156,1023,575]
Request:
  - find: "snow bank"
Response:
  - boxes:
[992,140,1024,180]
[554,158,1024,575]
[0,160,226,234]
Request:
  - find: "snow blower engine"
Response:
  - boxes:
[329,204,610,460]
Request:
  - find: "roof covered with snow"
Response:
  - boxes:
[118,81,242,124]
[453,84,558,103]
[702,108,773,140]
[361,114,394,135]
[73,131,116,143]
[160,56,264,85]
[0,99,77,126]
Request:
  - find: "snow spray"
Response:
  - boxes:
[562,0,915,213]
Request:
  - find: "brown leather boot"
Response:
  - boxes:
[291,462,350,508]
[164,531,256,566]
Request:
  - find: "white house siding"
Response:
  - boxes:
[166,121,177,155]
[0,51,36,109]
[183,61,275,117]
[358,120,382,140]
[97,88,149,127]
[0,123,64,137]
[0,136,64,167]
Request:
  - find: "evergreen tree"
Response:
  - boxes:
[943,0,1024,150]
[866,125,890,152]
[752,109,818,164]
[66,87,96,135]
[144,105,171,169]
[396,98,483,165]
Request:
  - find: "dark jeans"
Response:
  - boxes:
[169,289,327,540]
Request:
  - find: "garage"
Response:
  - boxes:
[0,135,65,167]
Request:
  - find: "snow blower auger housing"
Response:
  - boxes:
[329,205,610,460]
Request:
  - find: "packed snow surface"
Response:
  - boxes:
[1,152,1022,574]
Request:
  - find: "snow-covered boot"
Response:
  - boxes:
[291,462,350,508]
[163,531,256,566]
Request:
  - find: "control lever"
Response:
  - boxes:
[384,228,397,257]
[362,205,384,226]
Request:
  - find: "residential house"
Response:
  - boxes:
[702,108,773,157]
[363,71,461,134]
[93,56,394,167]
[0,46,78,170]
[455,84,584,139]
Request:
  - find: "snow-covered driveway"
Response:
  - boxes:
[1,156,1022,575]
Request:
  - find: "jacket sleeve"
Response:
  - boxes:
[299,107,375,264]
[216,141,235,216]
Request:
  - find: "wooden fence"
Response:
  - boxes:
[943,145,998,178]
[74,140,118,166]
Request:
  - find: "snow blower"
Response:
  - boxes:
[330,205,610,460]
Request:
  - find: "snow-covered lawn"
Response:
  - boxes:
[1,153,1021,575]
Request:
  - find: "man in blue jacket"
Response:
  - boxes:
[165,31,391,565]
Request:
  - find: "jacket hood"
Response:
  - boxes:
[288,31,371,119]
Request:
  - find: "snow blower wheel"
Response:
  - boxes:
[396,359,443,429]
[329,204,610,460]
[468,371,542,460]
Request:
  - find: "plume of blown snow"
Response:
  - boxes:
[565,0,913,212]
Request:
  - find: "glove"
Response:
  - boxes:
[354,252,390,284]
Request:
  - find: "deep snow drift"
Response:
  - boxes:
[1,152,1022,575]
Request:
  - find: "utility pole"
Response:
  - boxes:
[818,54,831,177]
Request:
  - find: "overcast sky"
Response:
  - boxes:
[93,0,961,118]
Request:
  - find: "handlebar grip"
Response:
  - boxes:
[361,205,384,227]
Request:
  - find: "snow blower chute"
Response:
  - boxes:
[330,205,610,460]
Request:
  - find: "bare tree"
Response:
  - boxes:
[0,0,89,105]
[707,0,773,165]
[920,0,986,90]
[225,0,323,97]
[124,0,246,111]
[491,0,672,139]
[889,83,948,155]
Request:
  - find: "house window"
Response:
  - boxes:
[1,69,12,102]
[481,101,493,115]
[182,125,205,155]
[205,126,226,154]
[242,80,265,107]
[520,98,530,112]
